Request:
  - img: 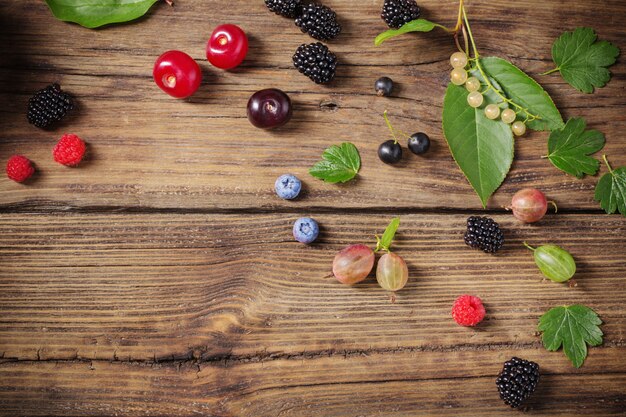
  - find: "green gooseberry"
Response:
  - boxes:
[524,242,576,283]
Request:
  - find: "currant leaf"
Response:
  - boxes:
[442,83,514,207]
[547,118,605,178]
[309,142,361,184]
[594,157,626,216]
[549,27,620,94]
[538,305,603,368]
[480,57,564,131]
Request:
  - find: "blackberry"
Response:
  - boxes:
[292,42,337,84]
[496,357,540,408]
[381,0,421,29]
[27,83,74,129]
[295,3,341,41]
[464,216,504,253]
[264,0,302,18]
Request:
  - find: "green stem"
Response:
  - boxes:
[540,67,560,76]
[603,154,614,174]
[383,111,399,144]
[523,242,536,251]
[461,8,542,122]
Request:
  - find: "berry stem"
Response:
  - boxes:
[461,8,542,123]
[548,201,558,213]
[603,154,615,175]
[523,242,536,251]
[163,0,174,6]
[383,110,409,144]
[540,67,560,76]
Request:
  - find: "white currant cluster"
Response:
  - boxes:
[449,52,527,137]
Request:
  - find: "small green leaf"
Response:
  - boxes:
[480,57,564,131]
[538,305,603,368]
[374,19,444,46]
[550,27,620,93]
[547,118,605,178]
[594,156,626,216]
[45,0,161,29]
[442,83,514,207]
[376,217,400,252]
[309,142,361,184]
[524,243,576,283]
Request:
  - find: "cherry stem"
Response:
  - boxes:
[523,242,536,251]
[548,200,558,213]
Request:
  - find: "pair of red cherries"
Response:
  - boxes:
[153,24,248,99]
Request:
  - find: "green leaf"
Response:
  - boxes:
[538,305,603,368]
[309,142,361,184]
[375,217,400,252]
[480,57,564,131]
[550,27,620,94]
[547,118,605,178]
[594,157,626,216]
[442,83,514,207]
[374,19,444,46]
[45,0,161,29]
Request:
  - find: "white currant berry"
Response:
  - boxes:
[465,77,480,92]
[501,108,517,124]
[450,52,468,69]
[484,104,500,120]
[467,91,484,108]
[451,68,468,86]
[512,121,527,136]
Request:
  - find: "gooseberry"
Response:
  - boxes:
[332,244,375,285]
[510,188,550,223]
[376,252,408,291]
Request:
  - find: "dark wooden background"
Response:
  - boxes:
[0,0,625,415]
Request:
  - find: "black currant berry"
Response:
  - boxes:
[378,140,402,164]
[375,77,394,97]
[408,132,430,155]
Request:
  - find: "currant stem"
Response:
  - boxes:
[461,7,542,122]
[603,154,615,174]
[383,110,399,144]
[523,242,536,251]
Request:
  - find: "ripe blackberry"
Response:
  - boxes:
[27,83,74,129]
[496,357,540,408]
[381,0,421,29]
[265,0,302,18]
[464,216,504,253]
[293,42,337,84]
[295,3,341,41]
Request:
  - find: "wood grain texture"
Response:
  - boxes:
[1,0,625,415]
[0,213,625,416]
[0,0,624,211]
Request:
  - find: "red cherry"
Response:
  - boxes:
[206,24,248,70]
[153,50,202,99]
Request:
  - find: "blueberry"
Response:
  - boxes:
[293,217,319,244]
[275,174,302,200]
[378,140,402,164]
[375,76,394,97]
[408,132,430,155]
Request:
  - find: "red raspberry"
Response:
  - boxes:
[6,155,35,182]
[53,134,86,166]
[452,294,486,326]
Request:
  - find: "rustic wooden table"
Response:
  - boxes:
[0,0,625,416]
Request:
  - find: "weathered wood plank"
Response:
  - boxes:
[1,351,625,416]
[1,213,623,362]
[0,0,624,211]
